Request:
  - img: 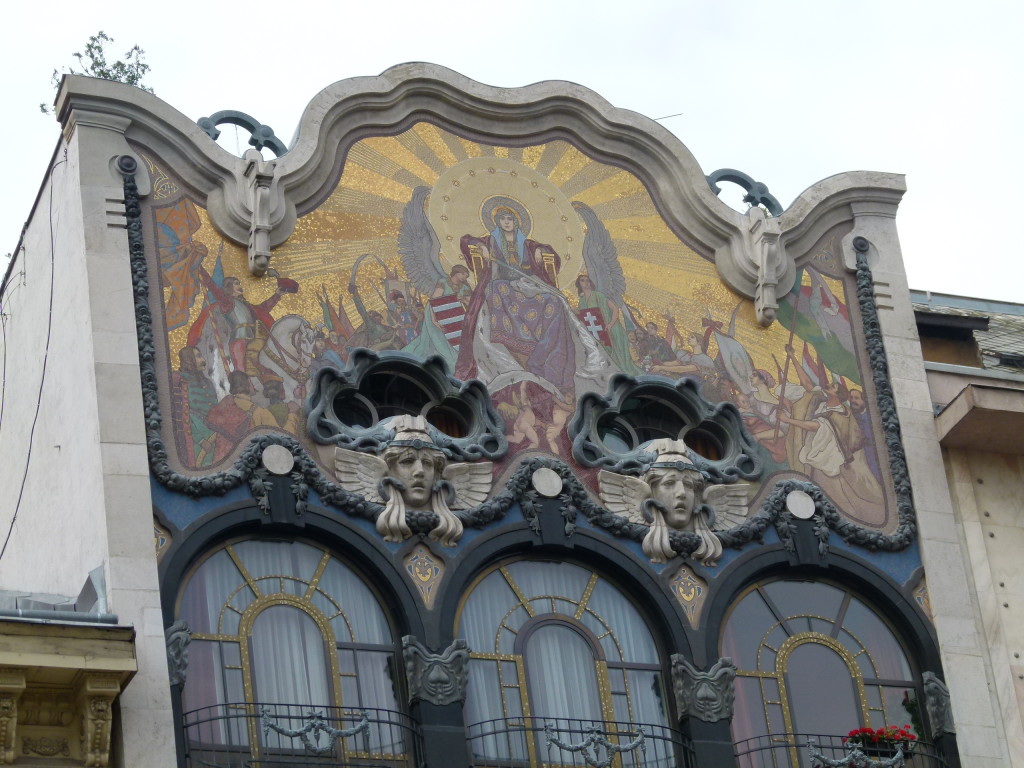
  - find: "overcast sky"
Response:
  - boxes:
[5,0,1022,302]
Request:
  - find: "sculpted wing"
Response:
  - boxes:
[443,462,493,509]
[704,483,750,531]
[334,448,388,503]
[598,470,653,524]
[573,201,626,303]
[399,186,446,294]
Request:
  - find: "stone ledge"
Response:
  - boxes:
[0,619,136,767]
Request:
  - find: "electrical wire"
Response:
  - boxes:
[0,148,66,562]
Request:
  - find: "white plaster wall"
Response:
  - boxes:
[0,139,110,597]
[858,209,1016,766]
[0,111,176,766]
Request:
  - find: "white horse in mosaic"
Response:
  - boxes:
[257,314,319,403]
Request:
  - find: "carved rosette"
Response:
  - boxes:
[78,676,118,767]
[670,656,736,724]
[402,636,470,706]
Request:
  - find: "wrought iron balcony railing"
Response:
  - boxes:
[182,702,423,767]
[734,732,949,768]
[467,716,695,768]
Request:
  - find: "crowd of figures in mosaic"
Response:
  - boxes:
[133,124,914,565]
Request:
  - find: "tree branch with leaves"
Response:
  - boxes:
[41,31,153,114]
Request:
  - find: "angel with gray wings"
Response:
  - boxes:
[598,439,748,566]
[335,415,492,547]
[396,186,470,369]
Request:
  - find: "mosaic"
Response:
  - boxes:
[144,122,894,531]
[669,564,708,629]
[404,544,445,610]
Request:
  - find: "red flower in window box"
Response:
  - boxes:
[843,725,918,748]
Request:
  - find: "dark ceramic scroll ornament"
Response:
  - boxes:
[706,168,783,217]
[165,620,192,687]
[197,110,288,157]
[671,656,737,723]
[307,348,507,462]
[402,636,470,706]
[568,374,762,482]
[922,672,955,739]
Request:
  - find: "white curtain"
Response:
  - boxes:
[525,624,602,721]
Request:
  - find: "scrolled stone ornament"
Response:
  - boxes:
[334,415,492,546]
[670,655,737,723]
[922,671,955,739]
[598,439,748,565]
[402,636,470,706]
[165,620,193,687]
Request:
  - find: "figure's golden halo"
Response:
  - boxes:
[429,157,585,290]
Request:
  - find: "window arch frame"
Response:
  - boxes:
[164,518,423,768]
[720,572,928,766]
[455,556,677,766]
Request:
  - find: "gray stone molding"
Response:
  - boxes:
[670,656,736,723]
[401,636,470,706]
[922,671,955,739]
[58,65,902,295]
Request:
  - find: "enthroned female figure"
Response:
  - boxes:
[456,205,576,393]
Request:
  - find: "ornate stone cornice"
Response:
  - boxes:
[58,64,899,299]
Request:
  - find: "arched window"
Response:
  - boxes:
[176,539,416,767]
[723,578,924,766]
[457,560,684,767]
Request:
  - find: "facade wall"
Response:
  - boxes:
[945,446,1024,765]
[0,119,176,765]
[0,137,110,597]
[1,66,1012,767]
[867,229,1011,766]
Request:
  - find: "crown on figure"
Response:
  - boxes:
[646,439,706,475]
[385,415,444,453]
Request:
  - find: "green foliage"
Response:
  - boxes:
[40,31,153,114]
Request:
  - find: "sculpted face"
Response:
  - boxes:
[649,468,702,529]
[390,448,438,508]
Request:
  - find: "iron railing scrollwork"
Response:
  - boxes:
[467,716,694,768]
[182,702,422,767]
[734,733,948,768]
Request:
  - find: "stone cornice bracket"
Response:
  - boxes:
[401,636,470,706]
[714,206,790,328]
[922,671,955,739]
[670,655,737,723]
[244,149,277,276]
[0,670,26,764]
[78,674,118,768]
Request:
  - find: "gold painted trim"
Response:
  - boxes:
[574,573,600,620]
[500,567,535,618]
